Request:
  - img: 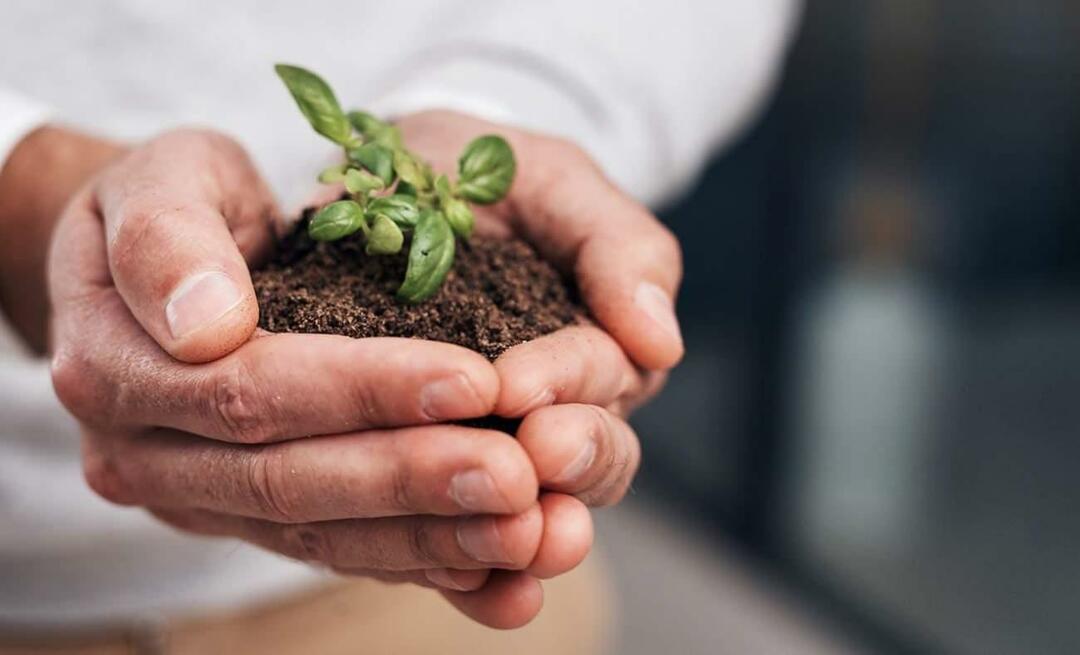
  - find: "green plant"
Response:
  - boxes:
[274,64,516,303]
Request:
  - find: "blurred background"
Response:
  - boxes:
[599,1,1080,653]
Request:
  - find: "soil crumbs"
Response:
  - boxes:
[253,216,582,361]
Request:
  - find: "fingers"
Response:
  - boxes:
[86,425,537,522]
[422,569,490,592]
[51,288,500,439]
[441,570,544,630]
[95,129,278,363]
[150,503,544,572]
[186,334,498,443]
[527,493,593,579]
[516,404,641,507]
[509,136,685,371]
[493,325,639,417]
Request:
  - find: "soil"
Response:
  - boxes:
[252,209,583,361]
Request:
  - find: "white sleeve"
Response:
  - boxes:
[0,87,50,173]
[369,0,801,206]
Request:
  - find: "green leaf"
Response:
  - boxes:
[274,64,352,145]
[347,143,395,186]
[308,200,365,241]
[373,126,404,149]
[397,209,455,303]
[393,149,429,191]
[347,110,387,134]
[367,194,420,228]
[434,174,453,203]
[347,110,403,149]
[317,163,349,184]
[443,197,475,239]
[344,168,385,195]
[365,214,405,255]
[457,135,516,204]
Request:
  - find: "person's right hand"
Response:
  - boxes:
[47,129,608,629]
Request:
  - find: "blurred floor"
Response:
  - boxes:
[594,499,869,655]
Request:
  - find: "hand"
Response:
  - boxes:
[396,112,674,621]
[46,128,635,629]
[0,126,125,351]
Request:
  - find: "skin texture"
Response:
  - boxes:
[31,114,684,629]
[0,126,125,352]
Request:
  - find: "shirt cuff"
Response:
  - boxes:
[0,88,51,174]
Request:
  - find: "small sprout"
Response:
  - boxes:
[309,200,365,241]
[366,215,405,255]
[457,135,516,204]
[275,64,517,302]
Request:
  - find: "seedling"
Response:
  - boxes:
[274,64,516,302]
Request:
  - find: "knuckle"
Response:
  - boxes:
[518,136,595,208]
[282,524,333,563]
[406,522,441,567]
[153,127,240,155]
[208,360,273,443]
[82,447,134,506]
[244,447,302,522]
[389,464,417,514]
[543,136,591,167]
[50,349,96,421]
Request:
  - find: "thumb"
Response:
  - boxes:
[95,130,277,363]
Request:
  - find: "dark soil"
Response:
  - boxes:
[252,210,583,361]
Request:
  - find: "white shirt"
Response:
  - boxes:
[0,0,799,626]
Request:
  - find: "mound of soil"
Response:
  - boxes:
[252,211,582,361]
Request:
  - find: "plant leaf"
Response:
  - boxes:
[443,197,475,239]
[393,149,429,191]
[347,110,387,134]
[347,110,403,149]
[434,174,453,203]
[274,64,352,145]
[317,163,349,183]
[397,209,454,303]
[344,168,385,195]
[308,200,365,241]
[347,143,395,186]
[457,135,515,204]
[367,194,420,228]
[365,214,405,255]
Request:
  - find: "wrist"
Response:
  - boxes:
[0,125,126,352]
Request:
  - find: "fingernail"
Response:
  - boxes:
[551,438,597,485]
[635,281,683,348]
[425,568,470,591]
[421,373,482,421]
[449,469,509,513]
[457,516,510,564]
[165,271,243,339]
